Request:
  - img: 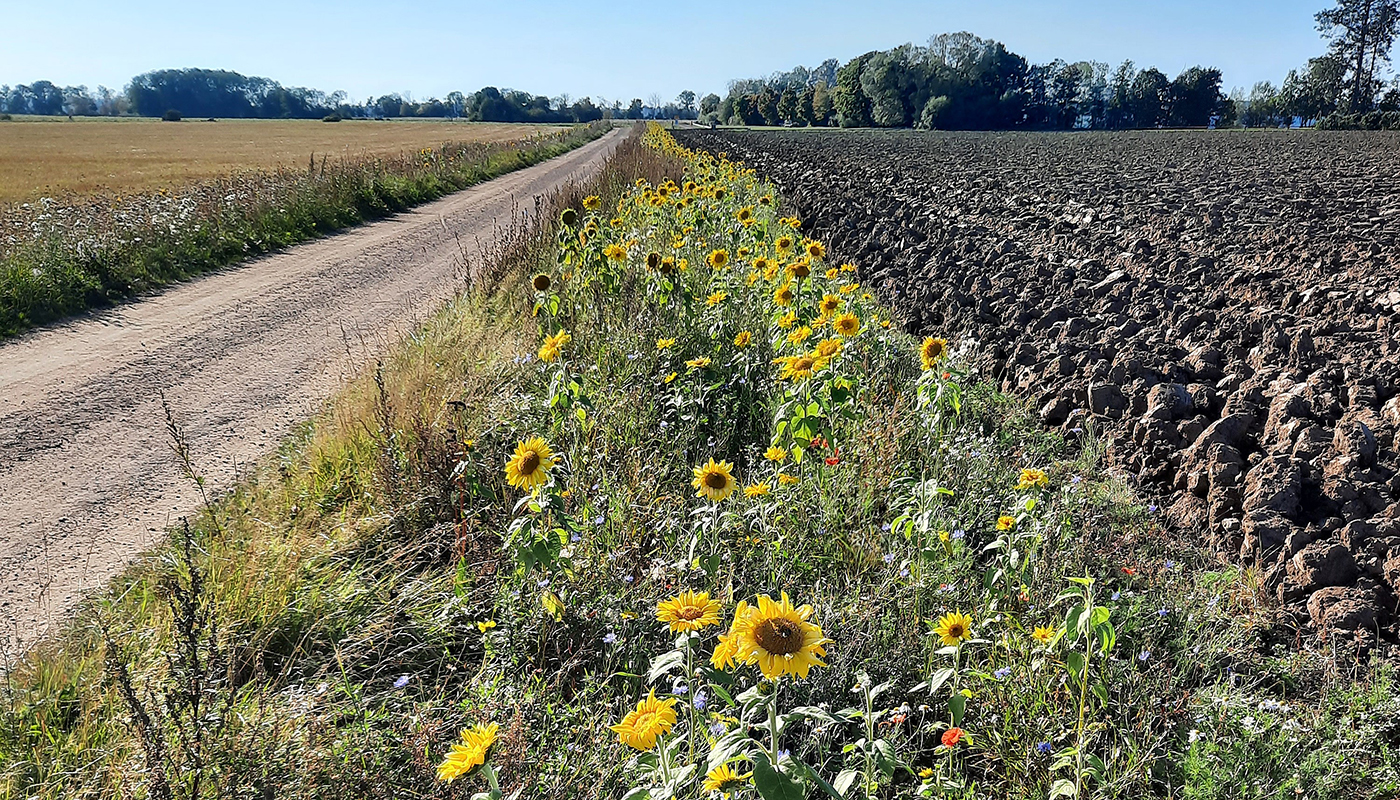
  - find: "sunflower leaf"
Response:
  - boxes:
[706,728,756,772]
[751,751,804,800]
[646,649,685,683]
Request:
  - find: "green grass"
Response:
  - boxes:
[0,124,1395,800]
[0,122,609,339]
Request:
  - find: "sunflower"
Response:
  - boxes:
[814,338,843,360]
[711,600,752,669]
[773,282,795,307]
[659,256,677,274]
[611,690,678,751]
[996,515,1016,531]
[706,291,728,307]
[538,330,571,363]
[604,243,628,262]
[833,312,860,337]
[763,446,788,463]
[657,337,676,350]
[841,262,857,273]
[776,353,818,382]
[752,256,771,273]
[583,195,602,211]
[758,194,773,206]
[436,722,499,782]
[531,273,552,292]
[703,763,752,795]
[504,436,557,491]
[736,206,754,224]
[787,326,813,346]
[919,337,949,370]
[933,611,973,647]
[806,241,827,260]
[692,458,737,502]
[656,590,722,633]
[775,235,795,257]
[735,592,829,680]
[787,259,812,279]
[733,330,753,348]
[1032,625,1057,645]
[777,473,799,486]
[1016,468,1049,490]
[559,207,578,227]
[686,356,712,370]
[776,311,797,329]
[708,249,731,270]
[646,251,662,270]
[744,483,771,498]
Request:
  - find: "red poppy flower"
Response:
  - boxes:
[1122,567,1137,576]
[942,727,964,747]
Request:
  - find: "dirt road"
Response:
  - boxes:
[0,129,624,659]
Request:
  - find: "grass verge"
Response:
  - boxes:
[0,121,609,338]
[0,124,1397,800]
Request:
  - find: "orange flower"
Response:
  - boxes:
[942,727,964,748]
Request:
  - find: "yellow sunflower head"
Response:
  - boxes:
[703,763,752,795]
[504,436,557,491]
[531,273,552,292]
[1016,468,1049,490]
[436,722,499,782]
[744,483,771,498]
[583,195,602,211]
[611,690,678,751]
[933,611,973,647]
[806,240,827,260]
[814,338,842,360]
[706,291,728,307]
[818,293,842,316]
[775,235,795,256]
[656,590,722,633]
[735,592,829,680]
[833,312,860,337]
[763,446,788,463]
[538,330,572,363]
[776,353,818,382]
[996,515,1016,531]
[708,249,731,270]
[773,282,796,307]
[604,243,628,262]
[776,311,797,329]
[1032,625,1058,645]
[657,337,676,350]
[734,330,753,348]
[736,206,754,223]
[777,473,799,486]
[787,259,811,279]
[692,458,737,502]
[920,337,949,370]
[752,256,771,273]
[686,356,712,370]
[787,326,813,346]
[711,600,752,670]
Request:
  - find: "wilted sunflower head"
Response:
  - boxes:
[919,337,949,370]
[692,458,737,502]
[646,251,662,270]
[660,256,676,274]
[531,273,552,292]
[436,722,499,782]
[504,436,556,491]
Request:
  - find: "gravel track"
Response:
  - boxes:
[680,128,1400,650]
[0,129,623,659]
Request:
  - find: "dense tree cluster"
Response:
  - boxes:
[0,69,701,123]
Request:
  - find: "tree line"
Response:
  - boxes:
[704,0,1400,130]
[0,68,702,123]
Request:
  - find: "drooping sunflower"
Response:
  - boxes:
[744,483,771,498]
[504,436,557,491]
[833,312,860,337]
[711,600,753,670]
[735,592,829,680]
[773,282,796,307]
[531,273,552,292]
[933,611,973,647]
[703,763,752,795]
[692,458,737,502]
[1016,467,1049,490]
[707,249,731,270]
[538,330,572,363]
[787,326,813,346]
[604,243,628,262]
[787,259,812,279]
[611,690,678,751]
[646,251,663,270]
[436,722,499,782]
[776,353,818,382]
[919,337,949,370]
[656,590,723,633]
[814,338,843,360]
[806,240,827,261]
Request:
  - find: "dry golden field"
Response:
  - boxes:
[0,117,566,202]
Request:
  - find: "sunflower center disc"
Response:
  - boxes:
[754,617,804,656]
[678,606,704,620]
[520,452,541,474]
[704,472,728,490]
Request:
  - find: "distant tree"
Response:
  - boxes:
[755,86,780,125]
[1129,67,1171,127]
[776,87,800,123]
[1168,66,1227,125]
[626,98,644,119]
[1240,81,1284,126]
[1315,0,1400,111]
[811,81,835,126]
[834,53,876,127]
[1106,60,1137,128]
[676,90,697,115]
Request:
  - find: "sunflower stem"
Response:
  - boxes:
[482,763,502,799]
[768,681,781,764]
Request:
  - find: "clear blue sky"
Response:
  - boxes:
[3,0,1328,102]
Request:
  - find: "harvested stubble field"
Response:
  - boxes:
[0,117,564,203]
[678,127,1400,654]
